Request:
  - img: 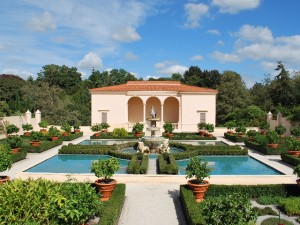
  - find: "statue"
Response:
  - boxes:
[150,106,156,118]
[137,142,150,154]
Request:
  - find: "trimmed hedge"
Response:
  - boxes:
[11,147,27,163]
[22,139,63,153]
[224,132,247,142]
[61,132,83,141]
[244,139,287,155]
[90,132,142,139]
[170,142,247,160]
[281,153,300,166]
[158,154,178,174]
[127,154,148,174]
[180,184,300,225]
[163,132,217,140]
[99,183,126,225]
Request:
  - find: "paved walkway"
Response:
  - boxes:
[147,158,157,175]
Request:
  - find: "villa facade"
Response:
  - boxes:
[90,81,218,135]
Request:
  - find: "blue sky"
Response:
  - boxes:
[1,0,300,87]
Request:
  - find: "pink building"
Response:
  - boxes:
[90,81,218,135]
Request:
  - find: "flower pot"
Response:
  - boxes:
[199,130,205,136]
[62,132,70,136]
[267,143,279,148]
[51,136,59,141]
[11,147,20,154]
[94,179,117,201]
[134,132,142,137]
[167,133,174,138]
[30,141,42,147]
[40,129,47,133]
[187,179,210,202]
[94,133,101,137]
[227,130,234,134]
[288,150,300,157]
[74,129,81,133]
[24,132,31,136]
[0,176,10,184]
[102,129,108,133]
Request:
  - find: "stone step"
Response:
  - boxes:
[147,158,157,174]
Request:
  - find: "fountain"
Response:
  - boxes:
[137,106,170,154]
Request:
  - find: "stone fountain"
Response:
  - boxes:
[137,106,170,154]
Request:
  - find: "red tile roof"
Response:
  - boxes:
[90,81,218,93]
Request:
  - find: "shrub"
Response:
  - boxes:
[22,123,33,131]
[275,124,286,135]
[112,128,127,137]
[61,123,72,133]
[261,218,294,225]
[91,157,120,181]
[127,154,148,174]
[256,196,283,205]
[279,197,300,216]
[0,144,12,172]
[224,132,247,142]
[252,206,278,216]
[6,124,19,135]
[5,135,22,148]
[201,193,258,225]
[280,153,300,166]
[185,157,212,184]
[61,132,83,141]
[38,119,48,129]
[157,153,178,174]
[23,138,63,153]
[254,133,268,147]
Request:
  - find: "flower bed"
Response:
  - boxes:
[244,139,287,155]
[127,154,148,174]
[158,154,178,174]
[224,132,247,142]
[281,153,300,166]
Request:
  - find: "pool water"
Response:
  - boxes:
[177,141,227,146]
[177,156,282,175]
[25,155,129,174]
[79,140,130,145]
[121,147,184,154]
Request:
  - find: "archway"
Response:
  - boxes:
[128,97,143,123]
[163,97,179,123]
[146,97,161,119]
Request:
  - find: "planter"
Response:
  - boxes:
[0,176,10,184]
[238,134,246,137]
[40,129,47,133]
[51,136,59,141]
[62,132,70,136]
[167,133,174,138]
[94,133,101,137]
[74,129,81,133]
[102,129,108,133]
[267,143,279,148]
[288,150,300,157]
[187,179,210,202]
[30,141,42,147]
[227,131,234,134]
[94,179,117,201]
[134,132,142,137]
[199,130,205,136]
[24,132,31,136]
[11,147,20,154]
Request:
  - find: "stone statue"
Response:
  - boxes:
[150,106,156,118]
[137,142,150,154]
[157,139,170,154]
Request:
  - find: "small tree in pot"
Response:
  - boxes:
[291,127,300,140]
[266,130,279,148]
[30,131,42,146]
[48,126,61,141]
[246,130,257,141]
[38,119,48,132]
[61,123,72,136]
[224,121,236,134]
[91,123,102,136]
[163,122,174,137]
[293,164,300,189]
[6,124,20,136]
[0,144,12,183]
[205,123,214,137]
[197,122,207,136]
[91,157,120,201]
[5,135,22,154]
[186,157,212,202]
[275,124,286,137]
[132,122,144,137]
[100,122,110,132]
[285,137,300,156]
[73,122,81,133]
[22,123,33,136]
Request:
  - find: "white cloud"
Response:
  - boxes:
[191,55,204,61]
[155,61,188,75]
[207,29,220,35]
[211,51,241,63]
[236,24,273,43]
[184,3,209,28]
[78,52,103,69]
[27,11,56,32]
[124,52,139,61]
[217,40,224,46]
[212,0,260,14]
[111,26,141,42]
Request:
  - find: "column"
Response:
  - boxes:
[179,104,182,131]
[25,110,31,124]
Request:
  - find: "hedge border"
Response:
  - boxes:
[244,139,287,155]
[224,132,247,142]
[281,153,300,166]
[90,132,143,139]
[61,132,83,141]
[157,154,178,174]
[22,139,63,153]
[163,132,217,140]
[11,147,27,163]
[127,154,149,174]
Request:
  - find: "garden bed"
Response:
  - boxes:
[244,139,287,155]
[21,139,63,153]
[90,132,143,139]
[281,153,300,166]
[157,154,178,174]
[61,132,83,141]
[127,153,148,174]
[163,132,217,140]
[224,132,247,142]
[11,147,27,163]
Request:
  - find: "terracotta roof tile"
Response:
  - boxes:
[89,81,218,93]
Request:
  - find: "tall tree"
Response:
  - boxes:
[216,71,252,124]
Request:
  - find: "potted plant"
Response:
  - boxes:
[38,119,48,132]
[22,123,33,136]
[73,122,81,133]
[101,122,110,132]
[293,164,300,189]
[186,157,212,202]
[163,122,174,137]
[5,124,20,136]
[275,124,286,137]
[0,144,12,184]
[5,135,22,154]
[30,131,42,146]
[285,137,300,156]
[266,130,279,148]
[91,123,102,137]
[246,130,257,141]
[205,123,214,137]
[61,123,72,136]
[132,122,144,137]
[224,121,236,134]
[91,157,120,201]
[235,125,247,137]
[291,127,300,140]
[48,126,60,141]
[259,122,270,135]
[197,122,207,136]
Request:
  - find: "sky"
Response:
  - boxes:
[1,0,300,87]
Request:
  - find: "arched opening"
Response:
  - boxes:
[163,97,179,123]
[146,97,161,119]
[128,97,143,123]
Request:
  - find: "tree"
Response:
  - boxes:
[250,81,273,112]
[183,66,202,86]
[37,64,82,95]
[216,71,252,125]
[171,73,183,81]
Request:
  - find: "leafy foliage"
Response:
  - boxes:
[91,157,120,181]
[112,128,127,137]
[0,144,12,172]
[185,157,212,184]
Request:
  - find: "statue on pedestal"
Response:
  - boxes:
[150,106,156,118]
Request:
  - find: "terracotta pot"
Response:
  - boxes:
[199,130,205,136]
[24,132,31,136]
[30,141,42,147]
[62,132,70,136]
[51,136,59,141]
[40,129,47,133]
[238,134,245,137]
[74,129,81,133]
[94,179,117,201]
[134,132,142,137]
[167,133,174,138]
[288,150,300,157]
[94,133,101,137]
[187,179,210,202]
[102,129,108,133]
[267,143,279,148]
[11,147,20,154]
[227,130,234,134]
[0,176,10,184]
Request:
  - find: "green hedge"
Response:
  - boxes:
[127,154,148,174]
[170,142,247,160]
[158,154,178,174]
[90,132,142,139]
[180,184,300,225]
[22,139,63,153]
[163,132,217,140]
[61,132,83,141]
[224,132,248,142]
[244,139,287,155]
[99,183,126,225]
[281,153,300,166]
[11,147,27,163]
